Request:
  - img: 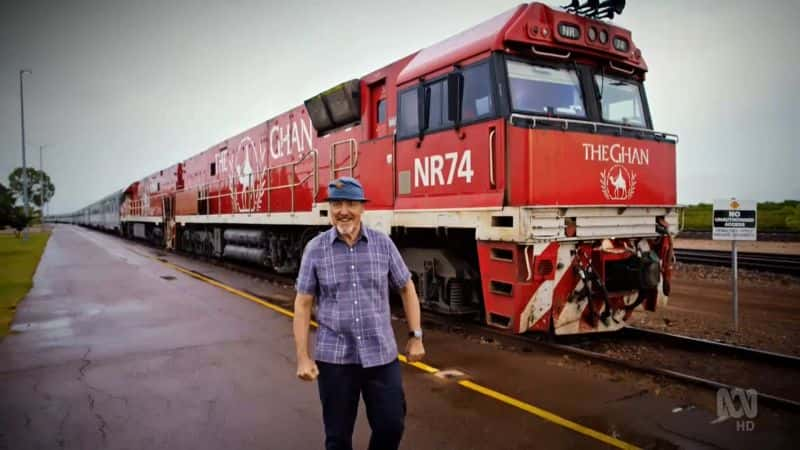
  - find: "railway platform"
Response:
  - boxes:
[1,225,799,449]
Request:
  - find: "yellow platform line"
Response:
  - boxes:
[457,380,639,449]
[140,249,640,449]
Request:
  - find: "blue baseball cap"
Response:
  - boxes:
[326,176,368,202]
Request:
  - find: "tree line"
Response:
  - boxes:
[0,167,55,233]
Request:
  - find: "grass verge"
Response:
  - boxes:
[0,232,51,338]
[680,201,800,231]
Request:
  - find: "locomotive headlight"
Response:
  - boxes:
[613,36,629,52]
[557,23,581,40]
[587,27,597,42]
[599,29,608,44]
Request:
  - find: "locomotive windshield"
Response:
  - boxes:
[506,60,586,118]
[594,75,646,127]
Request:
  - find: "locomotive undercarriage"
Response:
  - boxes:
[123,222,164,247]
[393,228,483,317]
[177,224,320,274]
[118,206,676,335]
[122,220,483,315]
[128,219,485,316]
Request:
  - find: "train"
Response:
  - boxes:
[50,1,678,335]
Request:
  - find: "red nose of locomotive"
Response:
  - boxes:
[506,128,677,207]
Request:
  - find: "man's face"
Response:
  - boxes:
[330,200,364,235]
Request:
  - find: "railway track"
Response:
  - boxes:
[570,326,800,409]
[674,248,800,276]
[620,326,800,368]
[420,314,800,412]
[679,230,800,242]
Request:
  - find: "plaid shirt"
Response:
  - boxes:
[296,226,411,368]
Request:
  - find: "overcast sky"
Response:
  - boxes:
[1,0,798,214]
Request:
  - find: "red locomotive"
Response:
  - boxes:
[69,1,678,334]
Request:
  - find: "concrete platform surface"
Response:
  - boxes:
[1,225,799,450]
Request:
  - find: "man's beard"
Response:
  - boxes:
[336,221,357,236]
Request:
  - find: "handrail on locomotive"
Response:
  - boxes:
[508,113,679,143]
[193,149,319,215]
[121,149,320,219]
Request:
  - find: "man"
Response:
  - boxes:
[293,176,425,450]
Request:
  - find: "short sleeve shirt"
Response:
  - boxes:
[295,226,411,368]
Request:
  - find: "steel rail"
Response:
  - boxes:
[622,326,800,368]
[418,314,800,412]
[678,231,800,242]
[674,248,800,276]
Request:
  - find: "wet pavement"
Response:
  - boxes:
[1,225,799,449]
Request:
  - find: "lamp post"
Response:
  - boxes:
[39,144,46,222]
[19,69,32,238]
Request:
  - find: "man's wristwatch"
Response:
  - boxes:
[408,329,423,339]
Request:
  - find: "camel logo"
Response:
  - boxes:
[600,165,637,201]
[226,136,267,213]
[141,182,154,214]
[141,189,150,212]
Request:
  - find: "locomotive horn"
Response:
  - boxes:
[562,0,626,19]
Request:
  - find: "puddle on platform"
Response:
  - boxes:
[574,415,681,450]
[10,317,76,339]
[434,369,468,381]
[11,317,72,332]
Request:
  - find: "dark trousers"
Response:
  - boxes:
[316,359,406,450]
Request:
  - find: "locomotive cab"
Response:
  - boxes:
[491,6,678,334]
[394,2,678,334]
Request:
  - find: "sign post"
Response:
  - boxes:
[732,239,738,330]
[712,198,757,331]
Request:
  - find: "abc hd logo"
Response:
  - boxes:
[716,388,757,431]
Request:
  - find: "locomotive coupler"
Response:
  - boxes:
[570,248,617,326]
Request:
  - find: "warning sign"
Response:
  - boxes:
[712,198,757,241]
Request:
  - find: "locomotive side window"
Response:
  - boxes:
[425,79,453,131]
[461,63,494,121]
[398,59,498,139]
[377,99,387,124]
[397,88,419,137]
[506,60,586,118]
[594,75,646,127]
